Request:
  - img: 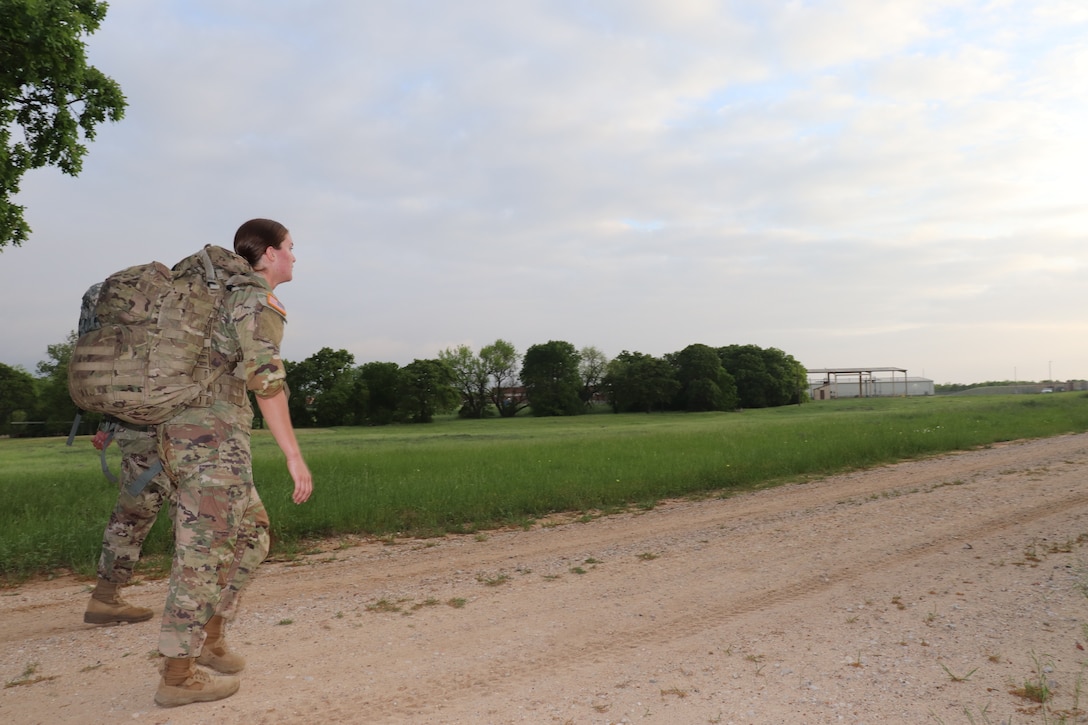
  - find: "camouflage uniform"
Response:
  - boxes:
[157,270,287,659]
[96,424,173,584]
[79,283,175,586]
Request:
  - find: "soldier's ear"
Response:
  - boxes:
[253,246,273,271]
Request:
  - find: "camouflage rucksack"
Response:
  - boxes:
[68,244,260,425]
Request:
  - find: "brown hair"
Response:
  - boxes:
[233,218,288,268]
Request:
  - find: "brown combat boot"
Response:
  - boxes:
[196,615,246,673]
[84,578,154,624]
[155,656,240,707]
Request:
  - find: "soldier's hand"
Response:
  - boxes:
[92,430,110,450]
[287,456,313,504]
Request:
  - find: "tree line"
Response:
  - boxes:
[273,339,808,427]
[0,335,807,436]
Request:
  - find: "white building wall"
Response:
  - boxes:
[809,377,934,399]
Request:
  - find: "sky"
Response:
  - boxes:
[2,0,1087,385]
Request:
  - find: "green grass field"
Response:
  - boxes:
[2,393,1087,583]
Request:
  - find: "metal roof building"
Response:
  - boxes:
[807,367,934,400]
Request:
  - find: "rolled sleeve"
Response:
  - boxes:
[232,287,288,398]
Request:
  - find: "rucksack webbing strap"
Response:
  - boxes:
[66,412,83,447]
[125,460,165,496]
[98,424,119,484]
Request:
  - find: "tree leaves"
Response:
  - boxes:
[0,0,126,248]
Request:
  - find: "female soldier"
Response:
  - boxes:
[154,219,313,707]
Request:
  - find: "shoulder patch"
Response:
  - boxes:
[266,294,287,318]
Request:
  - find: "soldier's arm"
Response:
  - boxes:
[233,285,310,502]
[256,389,313,504]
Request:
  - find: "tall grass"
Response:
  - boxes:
[2,394,1087,582]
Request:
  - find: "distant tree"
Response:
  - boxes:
[603,350,679,413]
[284,347,356,427]
[35,331,78,425]
[283,360,313,426]
[760,347,808,405]
[313,368,361,427]
[1,0,127,248]
[577,345,608,405]
[935,380,1021,393]
[521,340,582,416]
[398,358,458,423]
[481,339,526,418]
[439,344,490,418]
[668,343,737,411]
[717,344,806,408]
[346,367,369,424]
[0,362,37,432]
[359,361,400,425]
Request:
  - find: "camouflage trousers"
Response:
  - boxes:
[97,426,174,585]
[157,411,270,658]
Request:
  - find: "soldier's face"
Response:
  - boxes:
[266,234,296,286]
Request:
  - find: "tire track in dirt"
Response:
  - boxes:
[292,449,1088,724]
[212,437,1088,608]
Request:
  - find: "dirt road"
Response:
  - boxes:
[3,433,1088,724]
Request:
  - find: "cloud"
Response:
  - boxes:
[2,0,1087,385]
